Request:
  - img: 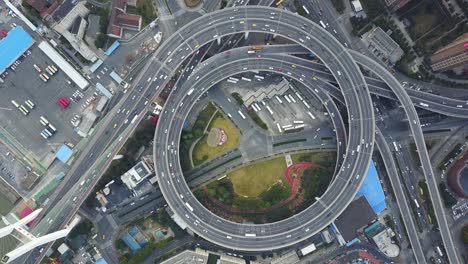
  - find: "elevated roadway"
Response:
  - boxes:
[152,6,374,251]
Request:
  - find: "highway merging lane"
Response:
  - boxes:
[152,6,374,251]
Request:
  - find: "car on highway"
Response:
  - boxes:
[113,123,118,129]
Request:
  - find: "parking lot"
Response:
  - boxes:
[0,142,32,194]
[224,74,326,135]
[0,11,101,162]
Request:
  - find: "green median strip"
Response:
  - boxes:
[273,139,306,147]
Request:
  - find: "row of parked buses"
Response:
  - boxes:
[39,116,57,139]
[11,99,35,116]
[33,64,58,82]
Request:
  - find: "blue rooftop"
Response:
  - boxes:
[355,161,386,214]
[105,41,120,56]
[0,26,34,73]
[95,258,109,264]
[121,233,141,252]
[56,145,73,163]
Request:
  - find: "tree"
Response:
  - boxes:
[462,224,468,245]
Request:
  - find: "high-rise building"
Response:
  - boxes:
[384,0,411,11]
[430,33,468,72]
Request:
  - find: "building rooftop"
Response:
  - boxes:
[121,160,153,189]
[56,144,73,163]
[430,32,468,69]
[334,195,377,242]
[0,26,34,74]
[355,161,386,214]
[363,27,404,63]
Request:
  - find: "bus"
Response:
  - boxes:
[40,131,49,139]
[293,120,304,124]
[302,5,310,15]
[419,102,429,107]
[319,20,327,29]
[295,124,305,129]
[50,65,58,72]
[254,103,261,111]
[130,114,139,124]
[392,141,399,151]
[303,101,311,109]
[307,112,316,120]
[254,75,264,80]
[295,92,304,101]
[48,65,56,74]
[436,246,443,257]
[42,73,49,80]
[40,116,49,125]
[227,79,237,84]
[241,77,251,82]
[39,74,48,82]
[43,129,53,137]
[185,202,194,212]
[276,123,282,133]
[19,107,29,116]
[245,233,256,237]
[45,67,54,76]
[275,96,283,104]
[19,105,29,114]
[228,77,239,81]
[284,95,291,103]
[289,94,297,103]
[251,104,258,112]
[11,100,19,108]
[414,199,420,208]
[48,124,57,133]
[25,100,35,109]
[33,64,41,73]
[266,105,274,115]
[187,88,194,95]
[40,119,48,126]
[238,110,246,119]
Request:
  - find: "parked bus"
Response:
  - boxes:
[228,77,239,81]
[284,95,291,103]
[302,5,310,15]
[414,199,420,208]
[276,123,282,133]
[392,141,399,152]
[275,96,283,104]
[40,119,48,126]
[40,131,49,139]
[419,102,429,107]
[25,100,35,109]
[289,94,297,103]
[43,129,53,137]
[48,124,57,133]
[238,110,246,119]
[227,79,237,84]
[254,75,264,80]
[295,92,304,101]
[50,65,58,72]
[241,77,251,82]
[39,74,47,82]
[295,124,305,129]
[40,116,49,125]
[11,100,19,108]
[303,101,311,109]
[436,246,443,257]
[293,120,304,124]
[33,64,41,73]
[266,105,274,115]
[42,73,49,80]
[19,106,29,116]
[307,111,316,120]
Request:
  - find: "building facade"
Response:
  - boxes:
[430,33,468,72]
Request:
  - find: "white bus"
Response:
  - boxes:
[392,141,399,152]
[357,145,361,153]
[19,107,29,116]
[130,114,139,124]
[245,233,256,237]
[227,79,238,84]
[276,123,282,133]
[238,110,246,119]
[284,95,291,103]
[266,105,274,115]
[254,75,264,80]
[40,119,48,126]
[19,105,29,114]
[50,65,58,72]
[293,120,304,124]
[302,5,310,15]
[40,116,49,124]
[48,65,56,74]
[33,64,41,73]
[307,111,316,120]
[45,67,54,76]
[295,124,305,129]
[43,129,53,137]
[25,100,35,109]
[414,199,420,208]
[42,73,49,80]
[228,77,239,81]
[39,74,47,82]
[282,124,293,129]
[40,132,49,139]
[254,103,261,111]
[289,94,297,103]
[302,101,311,109]
[275,96,283,104]
[436,246,443,257]
[48,124,57,133]
[185,202,194,212]
[319,20,327,28]
[187,88,194,95]
[295,92,304,101]
[241,77,251,82]
[419,102,429,107]
[252,104,258,112]
[11,100,20,108]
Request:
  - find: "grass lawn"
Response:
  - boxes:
[292,152,336,166]
[192,112,240,166]
[228,156,288,197]
[411,13,438,38]
[184,0,201,7]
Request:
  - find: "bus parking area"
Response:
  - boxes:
[0,39,96,163]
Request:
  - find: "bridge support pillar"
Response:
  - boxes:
[217,37,221,45]
[244,32,249,39]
